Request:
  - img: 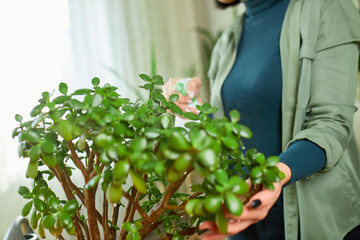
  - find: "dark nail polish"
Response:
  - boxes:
[251,200,261,209]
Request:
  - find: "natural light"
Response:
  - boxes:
[0,0,70,192]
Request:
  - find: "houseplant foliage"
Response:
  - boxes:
[13,74,284,240]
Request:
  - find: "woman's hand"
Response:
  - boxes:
[163,77,202,114]
[199,163,292,240]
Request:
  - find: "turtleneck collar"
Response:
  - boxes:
[244,0,282,17]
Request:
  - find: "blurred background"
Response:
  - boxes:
[0,0,358,239]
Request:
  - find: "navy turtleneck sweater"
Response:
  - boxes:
[221,0,326,185]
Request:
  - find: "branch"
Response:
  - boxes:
[110,204,120,238]
[119,188,137,240]
[140,169,193,237]
[87,148,95,172]
[143,169,193,226]
[53,166,85,240]
[122,191,147,218]
[103,191,110,240]
[67,140,88,179]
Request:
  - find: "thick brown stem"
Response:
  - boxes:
[140,169,193,238]
[122,191,147,218]
[243,184,262,205]
[85,187,101,240]
[119,189,137,240]
[110,204,120,238]
[67,141,88,178]
[143,170,192,226]
[87,148,95,172]
[58,235,65,240]
[103,191,109,240]
[53,166,85,240]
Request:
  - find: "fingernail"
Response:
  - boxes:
[251,200,261,209]
[187,100,193,104]
[184,109,191,112]
[188,91,195,98]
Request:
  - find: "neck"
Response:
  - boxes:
[244,0,281,16]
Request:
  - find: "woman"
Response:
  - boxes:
[164,0,360,239]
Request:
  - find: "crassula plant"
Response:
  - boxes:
[13,74,284,240]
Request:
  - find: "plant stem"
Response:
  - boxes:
[103,191,109,240]
[67,141,88,178]
[85,187,101,240]
[119,188,137,240]
[140,169,193,237]
[110,204,120,238]
[122,191,147,218]
[54,166,85,240]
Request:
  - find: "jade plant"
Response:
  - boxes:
[13,74,284,240]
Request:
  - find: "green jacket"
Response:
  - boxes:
[208,0,360,239]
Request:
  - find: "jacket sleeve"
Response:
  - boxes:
[286,0,360,173]
[289,42,359,172]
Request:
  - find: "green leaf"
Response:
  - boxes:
[48,196,60,210]
[255,153,266,165]
[224,192,243,216]
[183,112,199,121]
[139,74,151,82]
[169,94,179,103]
[161,115,172,129]
[34,198,47,212]
[63,199,79,215]
[60,212,72,228]
[130,170,147,193]
[26,130,41,144]
[94,133,109,147]
[169,103,183,115]
[144,128,161,139]
[174,153,192,172]
[250,166,263,179]
[152,75,164,85]
[185,199,201,215]
[197,149,217,171]
[41,140,56,154]
[52,95,70,104]
[113,161,130,181]
[59,82,68,95]
[73,88,93,95]
[30,104,45,117]
[204,123,218,137]
[85,175,101,189]
[221,136,239,150]
[204,195,222,213]
[26,161,39,179]
[265,156,279,167]
[18,186,30,196]
[30,209,38,229]
[214,169,228,185]
[264,169,280,183]
[55,120,73,141]
[92,77,100,86]
[15,114,23,122]
[92,94,103,107]
[29,144,41,161]
[106,183,123,204]
[239,125,252,139]
[229,176,249,196]
[189,129,207,149]
[130,136,147,151]
[21,200,33,217]
[215,209,228,234]
[69,99,84,110]
[43,214,55,229]
[169,131,190,152]
[229,110,240,123]
[41,153,57,167]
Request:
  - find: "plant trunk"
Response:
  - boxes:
[85,188,101,240]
